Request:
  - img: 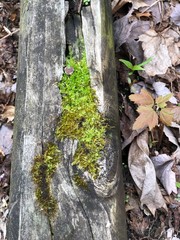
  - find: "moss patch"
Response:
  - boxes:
[31,143,61,218]
[73,174,88,189]
[56,53,107,178]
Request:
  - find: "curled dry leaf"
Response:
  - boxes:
[128,130,167,215]
[163,125,179,148]
[151,154,177,195]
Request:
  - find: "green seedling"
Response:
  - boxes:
[176,182,180,188]
[119,57,152,76]
[83,0,90,5]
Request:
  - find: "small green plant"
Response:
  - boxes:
[125,194,129,203]
[119,58,152,76]
[119,58,152,84]
[176,182,180,188]
[83,0,90,6]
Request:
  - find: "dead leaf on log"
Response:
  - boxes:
[151,154,177,195]
[128,130,167,215]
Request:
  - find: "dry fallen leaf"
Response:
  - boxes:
[1,106,15,122]
[135,12,151,19]
[172,106,180,123]
[159,108,173,126]
[170,4,180,26]
[0,125,13,155]
[163,125,179,148]
[128,130,167,215]
[133,106,158,130]
[0,148,5,157]
[172,147,180,162]
[139,30,171,75]
[129,89,154,106]
[143,0,163,24]
[139,29,180,76]
[112,0,148,14]
[153,82,177,105]
[151,154,177,195]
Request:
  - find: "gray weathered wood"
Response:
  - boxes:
[7,0,127,239]
[7,1,66,239]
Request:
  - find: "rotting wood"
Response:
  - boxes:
[7,0,127,239]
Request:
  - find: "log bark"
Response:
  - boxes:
[7,0,127,239]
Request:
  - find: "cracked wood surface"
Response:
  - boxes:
[7,0,127,239]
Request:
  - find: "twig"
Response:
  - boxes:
[141,0,161,13]
[0,28,19,41]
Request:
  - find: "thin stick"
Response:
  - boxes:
[141,0,160,13]
[0,29,19,41]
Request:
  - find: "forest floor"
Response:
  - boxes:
[0,0,179,239]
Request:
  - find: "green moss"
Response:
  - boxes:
[73,174,88,189]
[56,52,107,179]
[31,143,61,218]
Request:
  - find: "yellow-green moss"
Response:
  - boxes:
[31,143,61,218]
[56,52,107,179]
[73,174,88,189]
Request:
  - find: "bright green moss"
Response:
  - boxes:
[31,143,61,218]
[56,53,107,179]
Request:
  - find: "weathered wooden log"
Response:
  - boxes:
[7,0,127,239]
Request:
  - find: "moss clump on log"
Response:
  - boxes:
[56,53,107,179]
[31,143,61,218]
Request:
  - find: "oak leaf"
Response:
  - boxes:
[133,106,158,130]
[129,89,154,106]
[159,108,173,126]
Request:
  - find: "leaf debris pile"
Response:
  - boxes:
[112,0,180,238]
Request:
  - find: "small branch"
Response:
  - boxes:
[0,29,19,41]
